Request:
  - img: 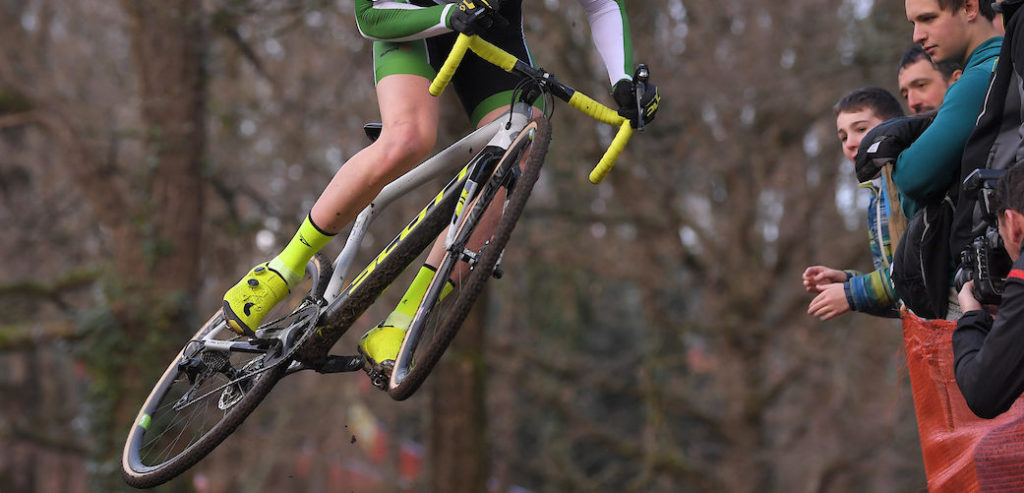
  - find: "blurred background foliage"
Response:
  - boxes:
[0,0,926,491]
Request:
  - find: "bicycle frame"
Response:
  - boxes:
[165,103,534,375]
[122,26,647,489]
[176,35,638,371]
[320,103,535,309]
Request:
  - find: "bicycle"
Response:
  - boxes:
[120,32,649,489]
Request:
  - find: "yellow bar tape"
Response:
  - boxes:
[568,92,627,126]
[430,34,474,96]
[467,36,518,72]
[589,121,633,184]
[430,35,635,184]
[567,92,632,183]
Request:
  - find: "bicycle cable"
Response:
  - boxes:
[505,73,555,128]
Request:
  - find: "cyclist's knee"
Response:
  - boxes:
[375,124,435,169]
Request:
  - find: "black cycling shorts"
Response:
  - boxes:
[372,1,531,124]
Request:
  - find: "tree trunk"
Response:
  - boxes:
[119,0,206,295]
[429,288,489,492]
[94,2,208,489]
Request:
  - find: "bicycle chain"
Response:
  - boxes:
[175,299,325,411]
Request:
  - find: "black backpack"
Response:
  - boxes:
[891,195,955,320]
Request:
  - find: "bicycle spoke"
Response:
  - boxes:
[133,350,262,466]
[123,255,332,488]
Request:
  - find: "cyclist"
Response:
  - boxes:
[221,0,660,387]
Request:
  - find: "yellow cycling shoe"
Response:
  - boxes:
[222,263,290,337]
[357,319,408,389]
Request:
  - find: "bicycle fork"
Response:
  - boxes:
[446,146,502,249]
[444,148,525,280]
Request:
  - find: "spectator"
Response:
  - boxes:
[857,0,1001,319]
[955,163,1024,419]
[952,0,1024,419]
[803,88,904,320]
[897,44,962,114]
[860,0,1001,218]
[951,0,1024,269]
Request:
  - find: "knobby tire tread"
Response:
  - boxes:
[121,253,332,488]
[121,319,287,488]
[389,116,551,400]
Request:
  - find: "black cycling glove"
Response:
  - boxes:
[854,113,934,182]
[449,0,505,35]
[613,78,660,129]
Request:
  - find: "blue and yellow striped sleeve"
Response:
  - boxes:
[844,268,900,318]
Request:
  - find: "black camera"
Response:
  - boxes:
[953,169,1013,305]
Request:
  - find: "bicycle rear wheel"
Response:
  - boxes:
[121,253,332,488]
[388,116,551,400]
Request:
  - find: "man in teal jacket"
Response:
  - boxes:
[859,0,1001,218]
[857,0,1002,319]
[878,0,1002,217]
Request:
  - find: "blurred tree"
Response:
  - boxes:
[487,0,922,491]
[0,0,207,490]
[0,0,935,492]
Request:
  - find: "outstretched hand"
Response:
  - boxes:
[808,283,851,321]
[802,265,846,293]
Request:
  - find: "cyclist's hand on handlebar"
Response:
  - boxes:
[612,73,660,129]
[449,0,506,35]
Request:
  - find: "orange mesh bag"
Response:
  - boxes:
[902,313,1024,492]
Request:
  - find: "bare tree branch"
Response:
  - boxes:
[0,319,80,352]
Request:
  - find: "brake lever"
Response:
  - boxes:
[633,64,650,132]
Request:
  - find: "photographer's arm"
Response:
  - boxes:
[954,268,1024,419]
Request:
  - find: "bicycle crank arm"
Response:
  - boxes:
[286,354,365,375]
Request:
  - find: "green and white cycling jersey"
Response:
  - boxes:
[354,0,635,124]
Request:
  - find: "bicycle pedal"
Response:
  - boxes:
[315,355,365,374]
[363,360,394,390]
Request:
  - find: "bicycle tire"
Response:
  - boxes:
[388,116,551,400]
[120,253,332,488]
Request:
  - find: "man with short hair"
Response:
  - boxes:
[856,0,1001,320]
[860,0,1001,218]
[803,88,905,320]
[897,44,962,114]
[955,163,1024,419]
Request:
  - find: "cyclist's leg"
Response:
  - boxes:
[419,103,541,265]
[224,40,440,336]
[358,103,515,370]
[310,74,440,232]
[366,5,535,356]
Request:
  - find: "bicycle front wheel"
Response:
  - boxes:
[388,115,551,400]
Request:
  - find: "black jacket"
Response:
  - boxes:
[951,0,1024,260]
[954,245,1024,419]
